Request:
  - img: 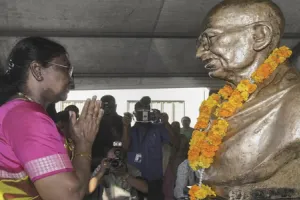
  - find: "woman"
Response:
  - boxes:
[0,37,103,200]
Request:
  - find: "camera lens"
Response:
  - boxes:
[110,159,120,168]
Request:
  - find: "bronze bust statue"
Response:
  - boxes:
[196,0,300,199]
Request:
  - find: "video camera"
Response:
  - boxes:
[134,96,160,123]
[107,141,126,171]
[135,109,157,123]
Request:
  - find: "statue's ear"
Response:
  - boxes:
[252,22,273,51]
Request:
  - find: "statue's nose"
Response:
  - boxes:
[196,46,206,60]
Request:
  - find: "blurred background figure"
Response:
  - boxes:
[174,159,199,200]
[89,146,148,200]
[163,121,189,200]
[64,104,79,119]
[46,103,58,122]
[123,96,175,200]
[180,116,194,141]
[290,42,300,71]
[92,95,124,170]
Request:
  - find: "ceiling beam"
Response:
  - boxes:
[0,29,299,39]
[73,72,209,78]
[73,76,225,90]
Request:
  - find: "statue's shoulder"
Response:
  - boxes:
[284,83,300,100]
[280,81,300,122]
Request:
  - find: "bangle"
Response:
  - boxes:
[75,152,92,160]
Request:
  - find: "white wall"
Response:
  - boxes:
[65,88,209,126]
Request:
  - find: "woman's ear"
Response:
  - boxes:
[29,61,44,81]
[252,22,273,51]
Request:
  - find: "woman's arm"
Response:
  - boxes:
[72,142,93,195]
[33,97,103,200]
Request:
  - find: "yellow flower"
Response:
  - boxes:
[206,133,222,145]
[198,155,214,169]
[241,91,249,101]
[211,119,229,136]
[201,185,217,197]
[217,102,236,117]
[189,184,216,200]
[237,80,257,94]
[216,119,229,128]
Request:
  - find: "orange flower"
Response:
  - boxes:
[201,140,220,157]
[194,118,209,129]
[206,133,222,146]
[200,105,210,114]
[188,149,200,162]
[201,141,219,152]
[209,93,221,102]
[189,185,200,200]
[217,102,236,117]
[252,63,272,82]
[201,149,216,158]
[189,184,216,200]
[218,108,235,118]
[218,85,233,99]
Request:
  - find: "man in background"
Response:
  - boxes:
[92,95,124,170]
[90,147,148,200]
[180,116,194,141]
[122,96,176,199]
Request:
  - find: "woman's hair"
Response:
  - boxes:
[0,37,67,106]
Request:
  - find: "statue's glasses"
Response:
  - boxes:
[196,21,269,51]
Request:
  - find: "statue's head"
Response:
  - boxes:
[196,0,285,84]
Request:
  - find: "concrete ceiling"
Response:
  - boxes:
[0,0,299,89]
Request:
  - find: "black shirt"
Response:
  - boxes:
[91,113,123,168]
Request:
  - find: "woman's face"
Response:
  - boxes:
[40,54,73,102]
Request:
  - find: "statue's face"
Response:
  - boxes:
[196,7,258,80]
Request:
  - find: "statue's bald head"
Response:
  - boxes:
[196,0,286,83]
[206,0,284,47]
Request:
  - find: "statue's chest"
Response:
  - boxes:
[204,101,283,183]
[221,111,277,168]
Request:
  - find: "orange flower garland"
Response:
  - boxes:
[188,46,292,200]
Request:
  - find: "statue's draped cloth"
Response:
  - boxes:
[204,64,300,198]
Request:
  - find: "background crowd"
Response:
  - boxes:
[48,95,198,200]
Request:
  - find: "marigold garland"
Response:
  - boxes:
[188,46,292,200]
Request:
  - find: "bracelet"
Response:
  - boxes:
[75,152,92,160]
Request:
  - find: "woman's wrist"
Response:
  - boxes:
[74,141,92,155]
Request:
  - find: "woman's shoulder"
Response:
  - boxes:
[4,100,53,124]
